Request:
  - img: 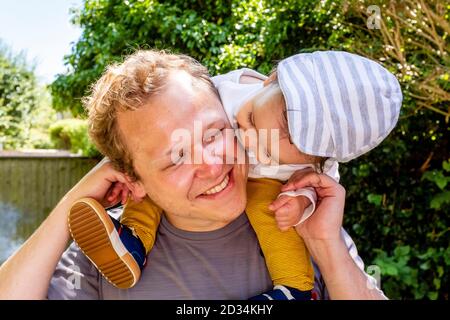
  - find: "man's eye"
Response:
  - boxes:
[175,149,184,163]
[168,149,184,168]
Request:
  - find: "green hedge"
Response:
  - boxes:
[49,119,100,157]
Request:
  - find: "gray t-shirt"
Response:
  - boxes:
[48,213,273,299]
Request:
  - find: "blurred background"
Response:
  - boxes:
[0,0,448,299]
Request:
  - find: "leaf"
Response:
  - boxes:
[444,248,450,266]
[437,266,444,277]
[442,160,450,172]
[367,193,382,206]
[422,171,448,190]
[430,191,450,209]
[384,264,398,276]
[394,245,410,257]
[433,278,441,290]
[417,248,435,260]
[419,261,430,270]
[427,291,438,300]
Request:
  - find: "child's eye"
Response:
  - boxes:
[205,128,224,143]
[247,112,254,126]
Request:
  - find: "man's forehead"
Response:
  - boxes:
[118,90,225,162]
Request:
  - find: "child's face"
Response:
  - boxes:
[235,82,316,165]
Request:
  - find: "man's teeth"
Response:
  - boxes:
[203,174,230,195]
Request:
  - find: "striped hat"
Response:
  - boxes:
[277,51,402,162]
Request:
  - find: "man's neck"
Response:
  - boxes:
[163,213,233,232]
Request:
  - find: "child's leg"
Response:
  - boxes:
[245,178,314,293]
[120,196,162,254]
[68,196,162,289]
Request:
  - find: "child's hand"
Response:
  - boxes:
[281,168,315,192]
[104,182,131,207]
[269,195,311,232]
[104,177,145,207]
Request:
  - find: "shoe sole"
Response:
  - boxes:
[68,198,141,289]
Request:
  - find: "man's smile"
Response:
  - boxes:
[197,167,236,200]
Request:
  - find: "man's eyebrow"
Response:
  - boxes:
[161,119,226,158]
[206,119,226,130]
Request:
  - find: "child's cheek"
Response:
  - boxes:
[235,101,253,129]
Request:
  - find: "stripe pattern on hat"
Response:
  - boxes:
[277,51,402,162]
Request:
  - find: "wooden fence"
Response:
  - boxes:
[0,151,98,252]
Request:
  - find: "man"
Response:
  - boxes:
[0,50,385,299]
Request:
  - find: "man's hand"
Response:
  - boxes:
[279,170,386,299]
[269,195,311,231]
[280,170,345,241]
[65,158,143,207]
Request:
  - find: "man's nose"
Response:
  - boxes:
[195,162,223,180]
[194,145,224,179]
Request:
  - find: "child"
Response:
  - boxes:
[68,51,402,298]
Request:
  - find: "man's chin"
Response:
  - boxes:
[212,196,246,224]
[218,207,246,224]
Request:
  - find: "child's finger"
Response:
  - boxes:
[275,212,292,223]
[269,195,291,211]
[275,213,292,224]
[281,168,314,192]
[107,183,122,201]
[112,182,126,200]
[275,211,290,219]
[276,219,292,228]
[120,186,130,205]
[274,201,293,216]
[277,222,291,232]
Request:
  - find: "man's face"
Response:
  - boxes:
[117,71,249,230]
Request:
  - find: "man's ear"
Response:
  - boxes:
[124,175,147,201]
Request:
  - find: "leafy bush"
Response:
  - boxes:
[0,41,55,149]
[330,0,449,300]
[51,0,449,299]
[49,119,100,157]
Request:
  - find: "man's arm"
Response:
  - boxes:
[0,194,73,299]
[282,171,386,300]
[0,159,135,299]
[307,236,385,300]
